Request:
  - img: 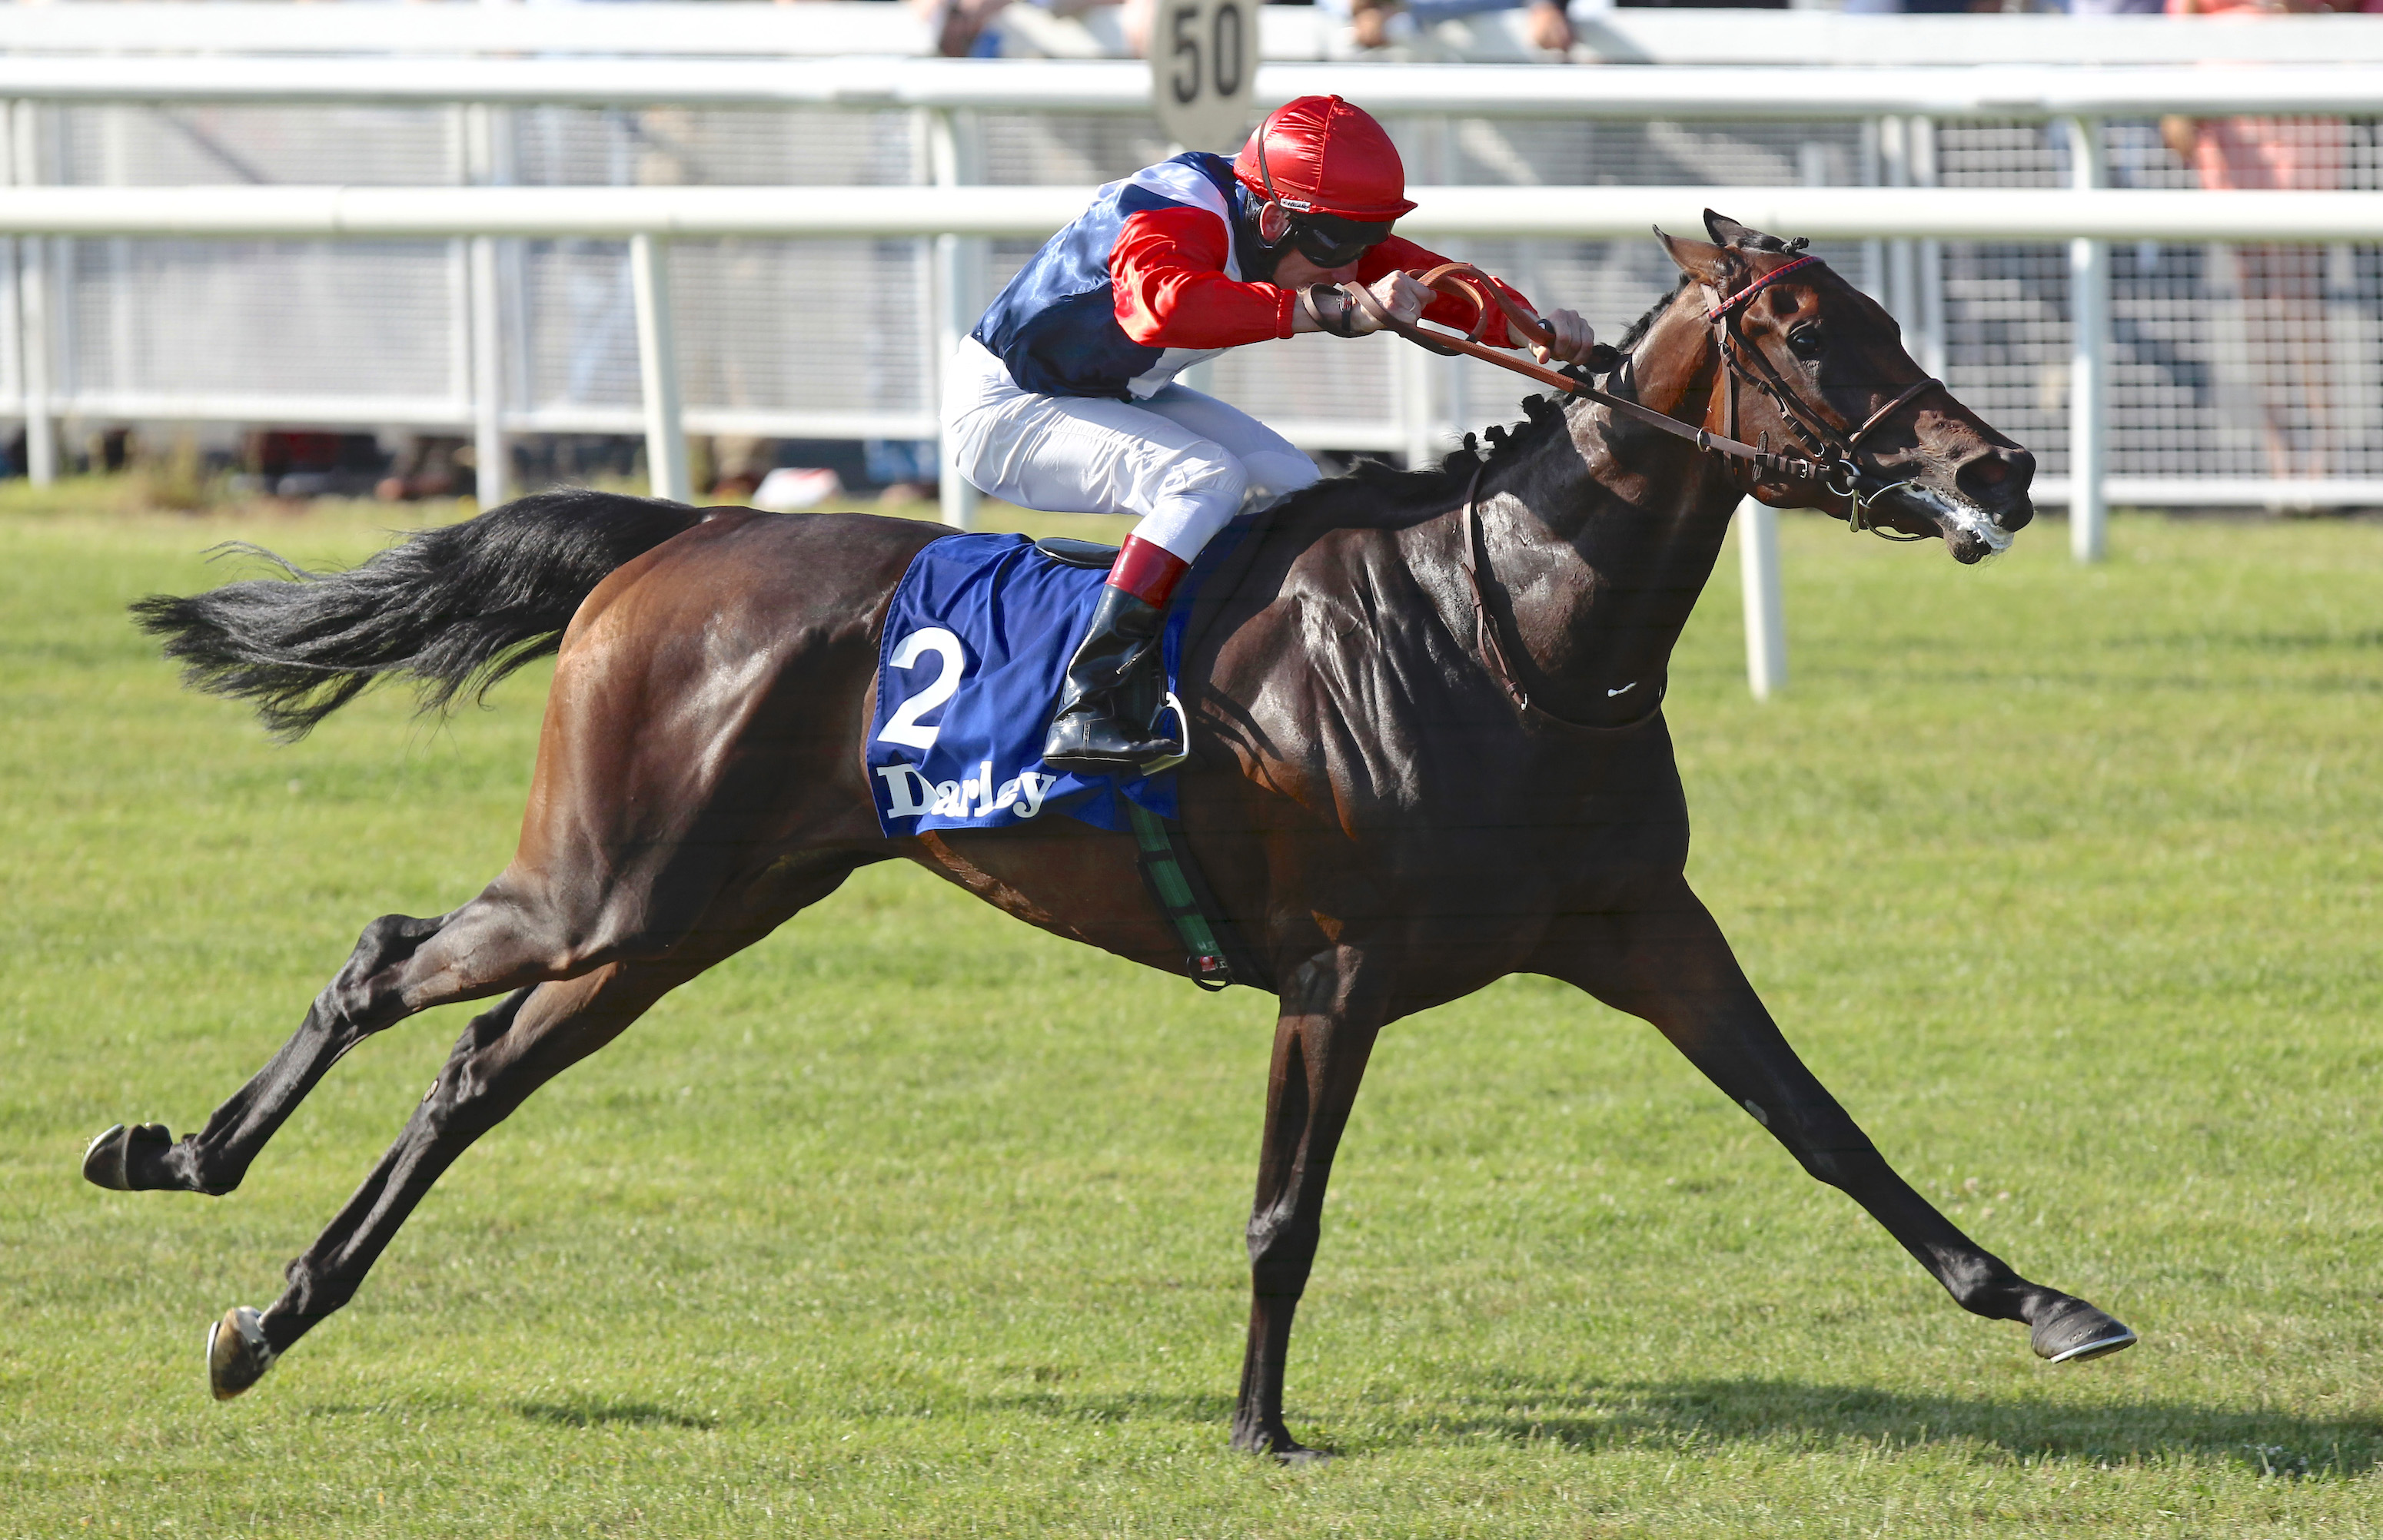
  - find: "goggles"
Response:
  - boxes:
[1287,213,1394,270]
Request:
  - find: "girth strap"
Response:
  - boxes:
[1125,798,1265,992]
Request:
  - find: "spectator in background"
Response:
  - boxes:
[916,0,1121,58]
[2161,0,2364,482]
[1338,0,1797,59]
[1839,0,2004,14]
[1338,0,1576,54]
[913,0,1015,58]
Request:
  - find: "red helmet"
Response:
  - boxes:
[1232,95,1417,222]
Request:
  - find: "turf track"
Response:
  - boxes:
[2,501,2378,1536]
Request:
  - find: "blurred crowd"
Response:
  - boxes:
[909,0,2383,63]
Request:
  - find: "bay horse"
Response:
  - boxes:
[85,214,2135,1459]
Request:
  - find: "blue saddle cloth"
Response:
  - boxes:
[866,528,1234,837]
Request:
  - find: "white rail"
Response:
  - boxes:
[8,48,2381,535]
[6,55,2383,120]
[4,177,2371,701]
[5,183,2381,244]
[5,91,2378,695]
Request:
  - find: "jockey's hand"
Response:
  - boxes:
[1356,269,1431,331]
[1533,308,1597,367]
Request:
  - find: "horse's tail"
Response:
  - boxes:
[131,489,706,739]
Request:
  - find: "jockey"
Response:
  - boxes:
[945,94,1598,776]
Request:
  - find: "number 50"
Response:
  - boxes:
[1151,0,1254,151]
[1168,0,1245,108]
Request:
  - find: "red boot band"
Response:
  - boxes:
[1106,534,1191,607]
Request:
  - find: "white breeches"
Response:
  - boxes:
[942,337,1321,562]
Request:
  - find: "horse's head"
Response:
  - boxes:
[1653,210,2033,565]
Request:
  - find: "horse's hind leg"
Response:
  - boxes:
[86,743,806,1198]
[1534,879,2135,1365]
[85,891,576,1196]
[204,966,649,1398]
[204,855,866,1399]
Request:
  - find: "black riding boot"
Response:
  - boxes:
[1042,586,1176,775]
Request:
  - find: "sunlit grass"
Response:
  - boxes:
[1,500,2376,1536]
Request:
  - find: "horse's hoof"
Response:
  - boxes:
[82,1123,174,1191]
[1232,1423,1334,1464]
[207,1306,277,1401]
[2032,1297,2137,1364]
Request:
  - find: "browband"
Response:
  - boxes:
[1706,253,1823,320]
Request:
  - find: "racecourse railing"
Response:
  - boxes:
[5,176,2379,700]
[10,19,2382,698]
[10,55,2383,548]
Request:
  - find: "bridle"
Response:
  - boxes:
[1344,254,1956,724]
[1348,256,1950,535]
[1700,254,1946,538]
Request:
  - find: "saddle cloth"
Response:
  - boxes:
[867,529,1223,837]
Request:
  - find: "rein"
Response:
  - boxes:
[1347,260,1949,527]
[1347,263,1838,500]
[1351,257,1946,725]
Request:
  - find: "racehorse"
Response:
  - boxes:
[85,214,2135,1459]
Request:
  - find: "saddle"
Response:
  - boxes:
[1032,536,1119,569]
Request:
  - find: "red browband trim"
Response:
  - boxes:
[1706,253,1822,320]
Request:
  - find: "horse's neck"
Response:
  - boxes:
[1476,297,1743,720]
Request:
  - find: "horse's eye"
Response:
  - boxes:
[1787,327,1825,359]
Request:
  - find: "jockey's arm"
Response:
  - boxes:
[1109,210,1594,365]
[1109,207,1298,349]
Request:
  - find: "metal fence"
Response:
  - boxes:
[7,62,2383,522]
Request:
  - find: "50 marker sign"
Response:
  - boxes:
[1151,0,1256,154]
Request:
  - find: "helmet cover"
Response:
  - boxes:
[1232,95,1417,223]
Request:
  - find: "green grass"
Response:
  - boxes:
[2,498,2377,1536]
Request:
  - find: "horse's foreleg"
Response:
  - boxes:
[85,889,577,1197]
[205,958,679,1400]
[1231,945,1387,1462]
[1534,883,2135,1364]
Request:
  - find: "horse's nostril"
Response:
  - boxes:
[1958,447,2036,507]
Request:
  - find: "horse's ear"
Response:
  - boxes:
[1655,225,1744,290]
[1703,209,1758,247]
[1702,208,1809,255]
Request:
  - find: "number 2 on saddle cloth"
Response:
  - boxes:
[865,526,1260,991]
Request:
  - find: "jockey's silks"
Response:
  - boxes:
[972,154,1275,401]
[970,152,1523,403]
